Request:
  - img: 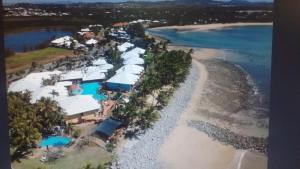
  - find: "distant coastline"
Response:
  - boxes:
[150,22,273,32]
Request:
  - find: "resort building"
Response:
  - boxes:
[106,72,140,91]
[60,70,84,81]
[121,47,146,61]
[124,57,145,65]
[81,28,90,32]
[58,95,102,124]
[85,39,98,46]
[8,70,106,124]
[95,118,122,140]
[117,42,134,52]
[116,65,144,75]
[60,64,113,82]
[51,36,73,48]
[83,32,96,39]
[93,58,108,66]
[8,71,62,93]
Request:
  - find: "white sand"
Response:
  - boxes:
[150,22,272,32]
[158,48,267,169]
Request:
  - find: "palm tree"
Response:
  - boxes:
[50,90,59,99]
[135,107,159,130]
[35,97,65,136]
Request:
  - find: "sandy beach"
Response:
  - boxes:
[158,47,268,169]
[150,22,272,32]
[114,24,269,169]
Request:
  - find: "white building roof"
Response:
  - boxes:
[130,47,146,54]
[117,30,127,34]
[57,95,101,116]
[82,72,106,81]
[92,58,108,65]
[83,64,113,74]
[81,28,90,32]
[51,36,71,44]
[30,85,69,103]
[116,65,144,75]
[60,71,84,81]
[124,57,145,65]
[98,64,113,70]
[8,71,62,92]
[107,72,139,85]
[121,51,140,60]
[85,39,98,45]
[117,42,134,52]
[121,47,146,60]
[77,32,85,36]
[55,81,73,87]
[129,21,138,24]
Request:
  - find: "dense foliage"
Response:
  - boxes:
[112,41,192,132]
[8,91,65,158]
[127,23,145,38]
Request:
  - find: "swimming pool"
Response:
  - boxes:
[40,136,71,147]
[80,82,106,101]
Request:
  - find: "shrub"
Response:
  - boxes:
[72,129,81,138]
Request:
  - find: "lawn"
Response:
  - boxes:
[5,47,74,74]
[12,146,112,169]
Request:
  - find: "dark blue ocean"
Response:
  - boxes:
[5,29,72,52]
[148,26,273,102]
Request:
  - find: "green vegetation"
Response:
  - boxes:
[6,47,73,74]
[72,129,82,138]
[106,47,122,65]
[81,163,108,169]
[112,37,192,134]
[12,147,111,169]
[8,91,65,160]
[127,23,145,38]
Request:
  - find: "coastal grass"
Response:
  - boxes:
[11,146,112,169]
[5,47,73,74]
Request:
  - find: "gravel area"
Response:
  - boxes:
[111,62,199,169]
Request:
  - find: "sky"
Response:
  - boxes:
[4,0,273,5]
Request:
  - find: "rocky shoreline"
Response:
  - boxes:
[197,59,269,135]
[188,120,268,154]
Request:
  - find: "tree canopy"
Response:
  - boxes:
[7,91,65,159]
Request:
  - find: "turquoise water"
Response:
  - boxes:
[80,82,106,101]
[5,29,72,52]
[40,136,71,147]
[148,25,272,104]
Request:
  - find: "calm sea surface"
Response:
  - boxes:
[148,26,273,104]
[5,29,72,52]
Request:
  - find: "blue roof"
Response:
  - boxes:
[96,118,122,137]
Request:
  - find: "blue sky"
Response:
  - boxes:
[4,0,273,5]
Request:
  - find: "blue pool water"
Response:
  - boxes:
[5,29,72,52]
[80,82,107,101]
[148,25,272,102]
[40,136,71,147]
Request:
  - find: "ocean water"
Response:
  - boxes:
[5,29,72,52]
[148,25,272,105]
